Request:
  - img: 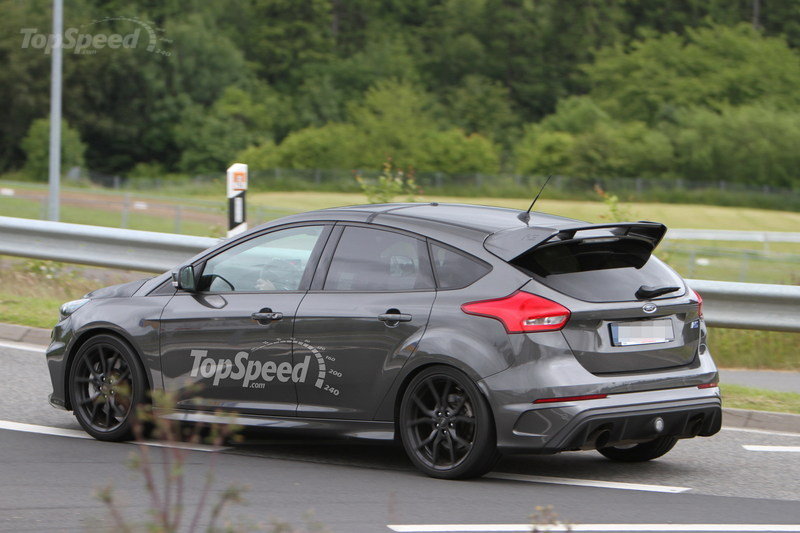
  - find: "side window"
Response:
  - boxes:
[324,226,435,291]
[199,226,324,292]
[430,243,491,289]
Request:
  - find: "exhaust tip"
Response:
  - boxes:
[589,427,612,450]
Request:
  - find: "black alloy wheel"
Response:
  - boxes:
[400,365,498,479]
[68,334,146,441]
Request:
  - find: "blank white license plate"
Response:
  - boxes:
[610,319,674,346]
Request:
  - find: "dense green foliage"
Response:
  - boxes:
[3,0,800,192]
[21,119,86,180]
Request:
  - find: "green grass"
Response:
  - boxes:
[0,196,221,236]
[5,180,800,231]
[721,383,800,415]
[0,293,64,329]
[238,190,800,232]
[0,259,138,329]
[709,328,800,370]
[657,248,800,284]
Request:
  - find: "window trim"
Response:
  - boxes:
[190,222,334,295]
[426,239,493,291]
[312,223,437,294]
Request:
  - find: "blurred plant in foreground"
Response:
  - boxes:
[356,158,418,204]
[530,504,572,532]
[594,184,635,222]
[95,388,247,532]
[95,388,329,532]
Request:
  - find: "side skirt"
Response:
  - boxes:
[157,408,396,441]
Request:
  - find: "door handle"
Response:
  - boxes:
[378,312,412,323]
[251,308,283,324]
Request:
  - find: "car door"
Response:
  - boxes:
[159,224,331,416]
[292,224,437,420]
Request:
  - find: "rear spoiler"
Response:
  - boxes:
[484,221,668,262]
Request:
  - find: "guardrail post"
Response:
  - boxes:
[121,193,130,229]
[173,205,182,234]
[738,252,750,282]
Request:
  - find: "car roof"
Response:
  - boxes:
[294,202,585,234]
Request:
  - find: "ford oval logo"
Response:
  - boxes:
[642,303,658,314]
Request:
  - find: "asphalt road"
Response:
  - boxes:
[1,341,799,533]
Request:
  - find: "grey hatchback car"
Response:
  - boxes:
[46,203,721,479]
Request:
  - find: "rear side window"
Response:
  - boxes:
[324,226,435,291]
[430,244,491,289]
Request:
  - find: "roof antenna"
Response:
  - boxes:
[517,174,552,224]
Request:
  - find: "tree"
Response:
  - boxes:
[584,23,800,124]
[414,129,500,174]
[444,75,519,144]
[173,83,283,174]
[21,119,87,181]
[227,0,334,87]
[667,104,800,188]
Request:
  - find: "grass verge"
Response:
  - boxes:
[721,383,800,415]
[0,258,141,329]
[4,181,800,232]
[710,328,800,370]
[241,191,800,232]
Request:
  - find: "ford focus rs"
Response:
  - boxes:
[46,203,721,479]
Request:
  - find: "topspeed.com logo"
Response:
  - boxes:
[189,350,310,388]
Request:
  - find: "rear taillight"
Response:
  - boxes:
[697,382,718,389]
[461,291,571,333]
[533,394,607,404]
[693,290,703,318]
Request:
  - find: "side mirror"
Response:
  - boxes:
[172,265,196,291]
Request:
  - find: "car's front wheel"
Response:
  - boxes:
[598,435,678,462]
[68,334,147,441]
[399,365,499,479]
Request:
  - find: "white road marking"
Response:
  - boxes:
[486,472,690,494]
[722,427,800,438]
[0,419,230,452]
[0,340,46,353]
[743,445,800,453]
[0,419,91,439]
[387,524,800,532]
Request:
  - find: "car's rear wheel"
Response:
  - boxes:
[68,334,147,441]
[598,435,678,462]
[399,365,499,479]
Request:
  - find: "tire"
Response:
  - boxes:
[399,365,499,479]
[598,435,678,462]
[68,334,147,441]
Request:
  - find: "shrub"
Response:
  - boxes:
[21,118,86,181]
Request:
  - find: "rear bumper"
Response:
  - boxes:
[494,386,721,453]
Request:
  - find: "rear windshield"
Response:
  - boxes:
[511,241,684,302]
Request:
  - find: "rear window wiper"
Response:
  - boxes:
[635,285,681,300]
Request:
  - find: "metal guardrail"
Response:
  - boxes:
[666,229,800,243]
[0,216,798,332]
[0,216,217,272]
[686,279,800,333]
